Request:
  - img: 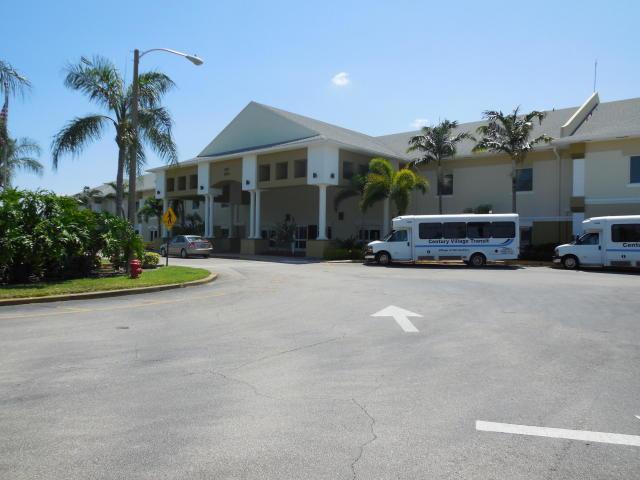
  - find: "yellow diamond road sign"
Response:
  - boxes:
[162,207,177,230]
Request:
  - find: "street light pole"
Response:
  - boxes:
[127,48,203,227]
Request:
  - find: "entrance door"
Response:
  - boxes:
[389,229,412,261]
[576,232,603,265]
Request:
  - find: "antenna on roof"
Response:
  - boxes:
[593,59,598,93]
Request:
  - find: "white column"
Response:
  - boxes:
[254,190,262,239]
[317,184,328,240]
[203,194,210,237]
[249,190,256,239]
[208,194,215,238]
[382,197,391,237]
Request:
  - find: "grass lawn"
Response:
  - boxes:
[0,266,211,299]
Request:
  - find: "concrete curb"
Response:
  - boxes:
[0,272,218,307]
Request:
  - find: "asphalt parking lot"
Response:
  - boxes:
[1,258,639,479]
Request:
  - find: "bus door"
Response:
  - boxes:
[576,231,604,265]
[389,228,412,261]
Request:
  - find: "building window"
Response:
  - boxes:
[516,168,533,191]
[359,229,381,241]
[276,161,288,180]
[166,178,175,192]
[343,161,354,179]
[223,167,230,176]
[135,200,140,210]
[189,174,198,189]
[192,200,200,210]
[259,164,271,182]
[294,159,307,178]
[177,176,186,190]
[437,174,453,196]
[338,211,344,221]
[631,156,640,184]
[358,163,369,176]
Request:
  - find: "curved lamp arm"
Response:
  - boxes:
[140,48,204,65]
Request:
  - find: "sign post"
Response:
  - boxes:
[161,207,177,267]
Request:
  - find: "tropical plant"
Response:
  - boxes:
[138,197,163,222]
[473,107,552,212]
[142,251,161,268]
[51,55,178,219]
[334,173,367,211]
[0,188,143,283]
[407,120,473,214]
[0,136,43,188]
[0,60,32,191]
[74,186,104,207]
[275,215,297,250]
[361,157,428,216]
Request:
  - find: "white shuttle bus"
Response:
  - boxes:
[365,214,520,267]
[554,215,640,269]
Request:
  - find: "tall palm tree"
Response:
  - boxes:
[52,55,178,218]
[361,158,428,234]
[407,120,473,214]
[334,173,367,211]
[0,60,32,190]
[0,136,43,187]
[473,107,551,212]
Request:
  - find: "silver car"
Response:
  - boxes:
[160,235,213,258]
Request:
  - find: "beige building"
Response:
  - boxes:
[140,93,640,255]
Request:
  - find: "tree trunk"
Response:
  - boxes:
[1,89,10,190]
[114,144,125,218]
[437,159,443,215]
[511,157,517,213]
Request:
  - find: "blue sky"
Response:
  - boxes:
[5,0,640,193]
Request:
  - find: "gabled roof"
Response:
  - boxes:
[198,101,402,159]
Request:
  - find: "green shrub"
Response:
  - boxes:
[142,252,161,268]
[323,247,364,261]
[0,189,143,283]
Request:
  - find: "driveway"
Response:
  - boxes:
[1,259,639,479]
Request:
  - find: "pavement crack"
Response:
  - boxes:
[231,336,342,371]
[210,370,278,400]
[350,398,378,480]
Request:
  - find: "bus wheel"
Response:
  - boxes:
[469,253,486,268]
[376,251,392,266]
[562,255,579,270]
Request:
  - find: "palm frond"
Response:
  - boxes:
[0,60,31,98]
[51,115,113,169]
[134,71,176,108]
[64,56,123,111]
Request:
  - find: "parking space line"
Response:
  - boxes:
[476,420,640,447]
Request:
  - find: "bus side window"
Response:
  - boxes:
[443,222,467,239]
[611,224,640,242]
[419,223,443,239]
[467,222,491,238]
[491,222,515,238]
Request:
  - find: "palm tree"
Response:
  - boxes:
[0,60,32,190]
[473,107,551,212]
[74,186,104,207]
[138,197,163,222]
[333,173,367,211]
[407,120,473,214]
[361,158,428,234]
[52,55,178,218]
[0,136,43,187]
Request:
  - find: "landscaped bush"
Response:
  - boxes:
[519,243,557,261]
[0,189,143,283]
[323,247,364,261]
[142,252,161,269]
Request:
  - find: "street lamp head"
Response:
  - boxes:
[185,54,204,66]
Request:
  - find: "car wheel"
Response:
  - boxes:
[376,251,391,266]
[180,249,188,259]
[203,254,210,259]
[469,253,486,268]
[562,255,578,270]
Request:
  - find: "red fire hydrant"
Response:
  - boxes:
[129,259,143,279]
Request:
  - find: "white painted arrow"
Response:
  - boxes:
[371,305,421,333]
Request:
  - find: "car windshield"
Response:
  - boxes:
[383,230,395,241]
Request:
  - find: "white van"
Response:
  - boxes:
[554,215,640,269]
[364,214,520,267]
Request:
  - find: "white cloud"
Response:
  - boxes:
[410,118,430,129]
[331,72,350,87]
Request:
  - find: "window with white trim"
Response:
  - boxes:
[630,156,640,184]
